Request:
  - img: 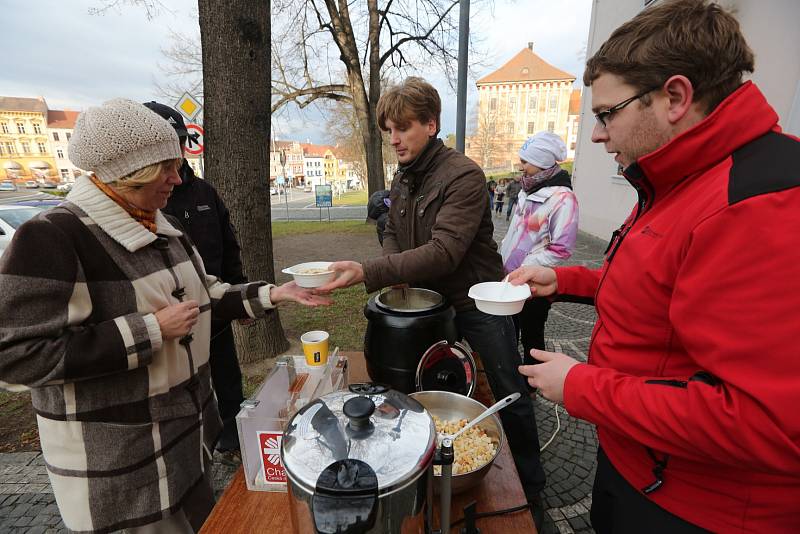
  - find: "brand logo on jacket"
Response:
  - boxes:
[641,225,663,239]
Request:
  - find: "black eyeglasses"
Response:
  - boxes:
[594,87,659,128]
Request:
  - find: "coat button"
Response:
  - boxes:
[400,209,406,216]
[418,209,424,217]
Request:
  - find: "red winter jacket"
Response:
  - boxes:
[558,82,800,532]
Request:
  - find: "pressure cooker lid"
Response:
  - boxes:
[281,384,436,495]
[375,287,444,313]
[415,340,477,397]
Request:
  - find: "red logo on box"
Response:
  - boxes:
[258,431,287,483]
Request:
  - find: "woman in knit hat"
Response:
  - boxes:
[0,98,330,532]
[500,131,579,366]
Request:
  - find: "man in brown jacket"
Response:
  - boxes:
[320,77,546,522]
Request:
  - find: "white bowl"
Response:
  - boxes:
[468,281,531,315]
[282,262,335,288]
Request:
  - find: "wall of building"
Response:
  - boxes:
[0,110,57,181]
[572,0,800,241]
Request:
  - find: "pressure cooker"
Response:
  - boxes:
[281,383,457,534]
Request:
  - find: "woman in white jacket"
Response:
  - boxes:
[500,132,579,365]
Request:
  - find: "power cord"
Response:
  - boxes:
[450,502,533,529]
[539,402,561,452]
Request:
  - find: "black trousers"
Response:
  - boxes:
[513,297,552,365]
[209,323,245,451]
[455,309,546,500]
[591,449,709,534]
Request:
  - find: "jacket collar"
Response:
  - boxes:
[66,175,182,252]
[396,138,445,191]
[625,82,779,198]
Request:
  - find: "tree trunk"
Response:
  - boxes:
[198,0,289,363]
[365,0,387,195]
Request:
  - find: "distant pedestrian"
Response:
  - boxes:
[505,174,523,221]
[367,189,391,245]
[494,179,506,215]
[487,178,496,210]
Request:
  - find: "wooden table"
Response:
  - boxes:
[201,352,536,533]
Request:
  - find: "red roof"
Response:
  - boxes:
[301,143,337,158]
[568,90,582,115]
[477,47,575,85]
[47,110,80,129]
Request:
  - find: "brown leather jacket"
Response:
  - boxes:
[363,139,503,311]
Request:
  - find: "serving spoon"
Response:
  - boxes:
[439,392,521,443]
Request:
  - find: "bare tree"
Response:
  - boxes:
[196,0,289,362]
[466,106,501,169]
[156,0,489,197]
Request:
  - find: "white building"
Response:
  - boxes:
[302,146,325,188]
[572,0,800,240]
[47,110,82,182]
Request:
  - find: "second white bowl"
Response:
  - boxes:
[468,281,531,315]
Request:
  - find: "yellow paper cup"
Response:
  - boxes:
[301,330,330,366]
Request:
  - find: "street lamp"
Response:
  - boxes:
[279,149,290,220]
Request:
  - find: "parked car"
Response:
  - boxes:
[24,181,39,189]
[57,183,73,192]
[270,187,278,195]
[0,205,45,257]
[13,199,62,208]
[41,182,57,189]
[304,185,313,193]
[0,181,17,192]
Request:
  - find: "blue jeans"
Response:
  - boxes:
[454,309,546,499]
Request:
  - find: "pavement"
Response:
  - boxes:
[0,209,605,533]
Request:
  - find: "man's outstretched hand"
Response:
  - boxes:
[315,261,365,293]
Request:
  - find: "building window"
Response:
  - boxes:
[4,142,14,154]
[549,95,558,111]
[527,122,535,135]
[66,133,71,141]
[1,123,8,134]
[490,98,498,111]
[53,132,59,141]
[57,148,64,158]
[38,142,47,153]
[509,97,517,113]
[0,144,4,156]
[507,121,514,134]
[17,122,26,134]
[547,121,555,133]
[33,123,42,134]
[60,169,70,180]
[528,95,537,112]
[21,142,31,154]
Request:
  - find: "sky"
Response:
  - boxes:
[0,0,593,144]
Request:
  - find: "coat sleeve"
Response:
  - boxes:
[363,166,487,290]
[0,218,162,391]
[563,193,800,475]
[523,191,579,267]
[214,190,247,284]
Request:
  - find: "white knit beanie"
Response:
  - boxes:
[518,132,568,169]
[69,98,182,183]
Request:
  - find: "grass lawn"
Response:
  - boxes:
[271,219,374,238]
[333,190,368,206]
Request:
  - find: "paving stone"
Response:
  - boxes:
[28,526,48,534]
[13,515,33,527]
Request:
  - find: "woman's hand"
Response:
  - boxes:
[270,281,333,306]
[507,265,558,297]
[155,300,200,340]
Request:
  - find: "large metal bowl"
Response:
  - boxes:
[409,390,505,494]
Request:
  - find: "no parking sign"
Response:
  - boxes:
[184,123,204,156]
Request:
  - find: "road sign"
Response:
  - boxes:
[276,176,285,185]
[184,123,204,155]
[176,92,202,121]
[315,184,333,208]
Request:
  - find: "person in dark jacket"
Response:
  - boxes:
[366,189,390,245]
[505,174,523,221]
[317,77,547,527]
[144,101,248,455]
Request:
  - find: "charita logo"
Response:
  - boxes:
[641,225,663,238]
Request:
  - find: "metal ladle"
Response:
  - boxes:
[438,392,521,444]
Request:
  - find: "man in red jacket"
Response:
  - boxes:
[510,0,800,532]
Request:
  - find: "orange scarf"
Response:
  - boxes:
[90,175,158,234]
